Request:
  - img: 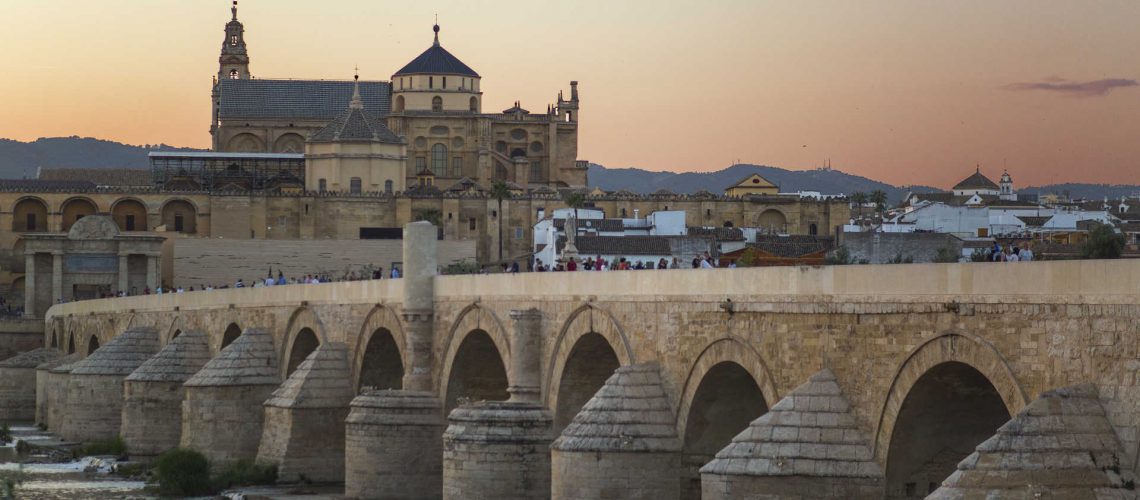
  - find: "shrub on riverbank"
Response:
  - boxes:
[152,449,277,496]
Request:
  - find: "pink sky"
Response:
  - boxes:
[1,0,1138,188]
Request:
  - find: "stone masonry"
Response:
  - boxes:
[0,348,61,422]
[60,327,159,442]
[551,362,683,500]
[701,368,883,499]
[121,330,211,456]
[182,327,279,466]
[37,353,78,430]
[257,342,354,483]
[345,390,444,499]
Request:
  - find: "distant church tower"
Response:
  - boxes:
[211,1,251,149]
[999,170,1016,201]
[218,1,251,81]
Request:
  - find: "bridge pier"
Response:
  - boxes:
[0,348,62,423]
[181,327,279,466]
[700,369,883,499]
[59,327,159,442]
[345,390,444,499]
[442,308,554,500]
[38,353,78,431]
[121,330,211,456]
[257,342,354,483]
[551,362,682,500]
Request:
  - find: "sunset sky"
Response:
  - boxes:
[1,0,1138,188]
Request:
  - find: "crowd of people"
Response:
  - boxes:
[985,242,1035,262]
[531,253,721,272]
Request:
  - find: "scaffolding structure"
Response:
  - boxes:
[148,152,306,192]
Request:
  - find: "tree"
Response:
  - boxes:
[412,208,441,226]
[563,191,585,223]
[850,191,867,217]
[737,247,761,267]
[868,190,888,215]
[1081,223,1125,259]
[489,181,512,261]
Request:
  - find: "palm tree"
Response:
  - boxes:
[564,191,585,223]
[489,181,512,261]
[850,191,867,218]
[869,189,888,227]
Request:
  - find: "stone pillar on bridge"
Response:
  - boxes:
[551,363,682,500]
[256,342,355,483]
[60,327,160,443]
[51,251,63,304]
[401,220,436,392]
[146,254,158,290]
[442,308,555,500]
[700,369,883,499]
[117,253,130,293]
[344,221,444,499]
[23,252,35,318]
[121,330,211,457]
[181,327,279,467]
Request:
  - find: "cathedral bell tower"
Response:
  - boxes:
[218,1,250,81]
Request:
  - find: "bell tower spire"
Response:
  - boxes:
[218,0,251,81]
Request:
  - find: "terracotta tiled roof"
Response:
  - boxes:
[687,226,745,242]
[749,235,833,258]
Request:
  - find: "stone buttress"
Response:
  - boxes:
[929,383,1139,499]
[344,221,443,499]
[0,348,61,422]
[257,342,354,483]
[121,330,211,456]
[39,353,80,431]
[442,308,555,500]
[551,362,682,500]
[60,327,160,442]
[701,368,883,499]
[181,327,279,466]
[345,390,443,499]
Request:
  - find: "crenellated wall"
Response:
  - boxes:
[33,259,1140,497]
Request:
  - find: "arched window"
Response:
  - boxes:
[394,95,405,112]
[350,177,362,194]
[443,77,447,88]
[432,96,443,112]
[469,96,478,112]
[230,35,238,46]
[229,69,238,79]
[809,223,818,236]
[431,144,448,176]
[384,180,393,194]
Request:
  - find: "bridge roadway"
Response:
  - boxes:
[31,239,1140,498]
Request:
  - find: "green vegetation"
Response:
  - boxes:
[869,189,888,214]
[152,449,277,497]
[886,252,913,264]
[970,248,990,262]
[75,436,127,458]
[412,208,442,227]
[0,423,11,445]
[736,247,761,267]
[932,247,960,263]
[1081,222,1125,259]
[154,449,212,497]
[442,259,481,275]
[210,459,277,491]
[0,470,23,500]
[825,246,854,265]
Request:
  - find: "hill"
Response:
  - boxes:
[587,163,941,202]
[0,136,199,179]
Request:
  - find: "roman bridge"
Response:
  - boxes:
[18,225,1140,499]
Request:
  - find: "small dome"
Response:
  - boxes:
[393,25,479,78]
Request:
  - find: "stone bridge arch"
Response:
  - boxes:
[164,316,186,346]
[677,335,778,500]
[281,307,327,379]
[439,303,511,415]
[874,331,1028,497]
[544,303,636,431]
[353,304,407,393]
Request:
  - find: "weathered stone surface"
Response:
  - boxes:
[37,353,79,430]
[345,390,444,500]
[257,342,353,483]
[552,362,682,500]
[701,368,883,500]
[121,330,211,456]
[181,327,279,466]
[60,327,160,442]
[443,401,554,500]
[0,348,61,422]
[929,383,1140,500]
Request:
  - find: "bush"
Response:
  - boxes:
[1082,223,1125,259]
[970,248,990,262]
[76,436,126,458]
[933,246,960,263]
[154,449,212,497]
[211,459,277,490]
[0,423,11,445]
[825,246,854,265]
[886,252,913,264]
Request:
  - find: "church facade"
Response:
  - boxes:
[210,3,586,189]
